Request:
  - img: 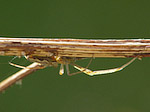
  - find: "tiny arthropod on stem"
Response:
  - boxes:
[9,55,137,76]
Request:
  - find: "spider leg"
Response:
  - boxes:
[73,57,137,76]
[9,62,26,69]
[65,64,70,75]
[59,64,64,75]
[66,57,94,76]
[9,62,45,69]
[65,64,82,76]
[9,56,29,69]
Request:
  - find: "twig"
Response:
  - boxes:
[0,62,42,92]
[0,38,150,58]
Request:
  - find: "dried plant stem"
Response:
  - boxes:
[0,38,150,58]
[0,62,41,92]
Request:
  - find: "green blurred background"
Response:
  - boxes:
[0,0,150,112]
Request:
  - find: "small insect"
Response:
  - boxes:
[9,55,137,76]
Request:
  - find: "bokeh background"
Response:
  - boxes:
[0,0,150,112]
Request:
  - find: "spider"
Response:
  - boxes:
[9,55,137,76]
